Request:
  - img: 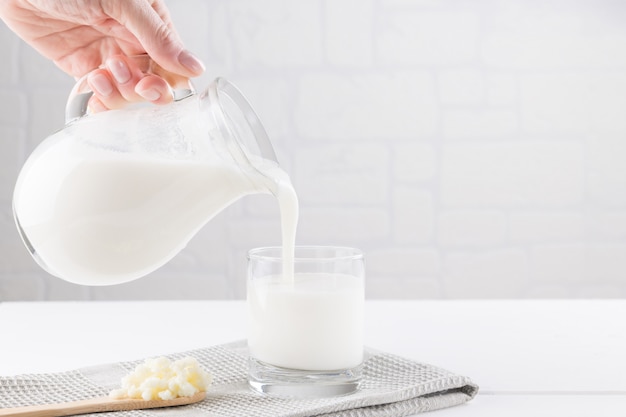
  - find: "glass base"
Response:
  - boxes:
[248,357,362,399]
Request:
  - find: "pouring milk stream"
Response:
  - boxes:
[13,71,298,286]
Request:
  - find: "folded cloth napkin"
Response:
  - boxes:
[0,341,478,416]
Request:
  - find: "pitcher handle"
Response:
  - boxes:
[65,55,196,124]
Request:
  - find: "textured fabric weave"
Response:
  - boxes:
[0,341,478,416]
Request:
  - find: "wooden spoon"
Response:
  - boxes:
[0,391,206,417]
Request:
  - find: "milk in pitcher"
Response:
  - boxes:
[13,95,299,286]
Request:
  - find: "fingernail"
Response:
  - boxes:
[88,73,113,97]
[178,50,205,74]
[136,87,161,102]
[107,58,131,84]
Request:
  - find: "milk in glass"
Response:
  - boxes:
[248,272,364,371]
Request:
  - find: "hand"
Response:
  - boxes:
[0,0,205,110]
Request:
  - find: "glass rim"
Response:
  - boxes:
[248,246,363,262]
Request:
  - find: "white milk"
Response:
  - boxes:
[247,272,364,371]
[13,107,298,286]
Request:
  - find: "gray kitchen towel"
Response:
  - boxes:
[0,341,478,416]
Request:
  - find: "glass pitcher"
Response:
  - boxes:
[13,57,286,286]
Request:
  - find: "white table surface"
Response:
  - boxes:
[1,300,625,415]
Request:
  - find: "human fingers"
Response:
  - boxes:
[103,0,205,78]
[86,75,172,112]
[87,69,129,110]
[104,55,145,101]
[106,55,173,103]
[135,74,173,105]
[87,95,109,114]
[87,56,173,110]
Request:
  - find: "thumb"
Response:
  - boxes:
[110,0,205,77]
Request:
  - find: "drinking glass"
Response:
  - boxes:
[247,246,365,398]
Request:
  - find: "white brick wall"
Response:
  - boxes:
[231,0,324,68]
[294,72,438,140]
[393,187,433,244]
[441,142,584,207]
[509,213,584,243]
[393,142,436,182]
[326,0,374,67]
[442,109,518,140]
[376,11,479,66]
[437,211,507,247]
[294,143,389,205]
[1,0,626,300]
[444,249,528,298]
